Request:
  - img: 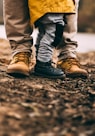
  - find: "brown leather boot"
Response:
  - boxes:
[57,58,88,78]
[7,52,31,76]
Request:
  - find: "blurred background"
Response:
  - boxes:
[0,0,95,53]
[0,0,3,24]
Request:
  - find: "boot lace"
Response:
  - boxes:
[60,58,80,70]
[12,52,30,65]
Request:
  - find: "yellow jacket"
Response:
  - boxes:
[28,0,75,25]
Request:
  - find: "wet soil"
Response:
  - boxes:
[0,39,95,136]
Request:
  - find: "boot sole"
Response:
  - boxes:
[66,72,88,78]
[7,69,29,77]
[34,72,65,79]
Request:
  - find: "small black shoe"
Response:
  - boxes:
[34,60,65,79]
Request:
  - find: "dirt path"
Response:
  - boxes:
[0,39,95,136]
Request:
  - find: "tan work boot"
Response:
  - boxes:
[57,58,88,78]
[7,52,31,77]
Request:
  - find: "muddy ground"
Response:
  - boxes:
[0,38,95,136]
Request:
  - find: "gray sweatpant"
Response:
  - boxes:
[35,13,65,62]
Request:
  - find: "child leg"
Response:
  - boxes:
[34,14,65,78]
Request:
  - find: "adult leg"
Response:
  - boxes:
[57,0,79,60]
[3,0,33,76]
[57,0,88,78]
